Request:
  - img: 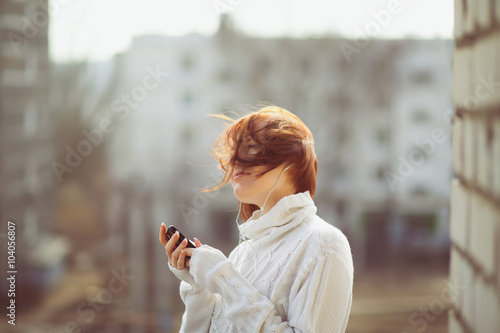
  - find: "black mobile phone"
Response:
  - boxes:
[166,225,196,249]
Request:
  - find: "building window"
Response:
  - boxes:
[376,94,390,110]
[407,145,429,163]
[23,102,38,138]
[182,91,194,109]
[411,185,429,197]
[335,126,349,144]
[301,57,310,74]
[375,166,388,182]
[24,156,40,195]
[23,207,39,245]
[412,108,430,122]
[410,69,433,85]
[182,54,194,71]
[328,91,352,111]
[259,56,271,70]
[218,68,234,82]
[255,56,271,75]
[335,164,346,178]
[25,53,38,83]
[181,126,192,142]
[375,129,389,144]
[334,200,346,219]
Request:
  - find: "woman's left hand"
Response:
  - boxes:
[159,223,203,270]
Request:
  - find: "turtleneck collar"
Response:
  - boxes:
[237,191,317,241]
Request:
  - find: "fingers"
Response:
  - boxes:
[158,223,167,246]
[183,239,201,268]
[168,235,190,269]
[183,247,194,257]
[181,248,196,268]
[171,237,188,261]
[165,231,180,261]
[177,249,186,270]
[160,226,201,270]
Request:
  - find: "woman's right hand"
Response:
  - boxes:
[159,223,202,270]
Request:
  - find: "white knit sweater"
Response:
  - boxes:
[170,191,354,333]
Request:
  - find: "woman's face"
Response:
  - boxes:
[230,136,295,210]
[230,119,296,211]
[231,163,293,209]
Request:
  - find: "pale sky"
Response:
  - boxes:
[49,0,454,62]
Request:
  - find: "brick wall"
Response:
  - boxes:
[449,0,500,332]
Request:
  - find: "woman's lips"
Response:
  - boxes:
[233,171,250,180]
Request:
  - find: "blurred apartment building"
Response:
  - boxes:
[104,16,453,261]
[77,16,453,327]
[0,0,69,312]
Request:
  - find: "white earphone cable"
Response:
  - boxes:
[258,164,291,219]
[234,165,292,267]
[235,164,292,243]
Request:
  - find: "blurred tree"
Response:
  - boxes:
[50,60,119,263]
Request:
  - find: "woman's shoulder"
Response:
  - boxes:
[300,215,352,260]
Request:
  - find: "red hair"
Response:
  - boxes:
[207,106,318,221]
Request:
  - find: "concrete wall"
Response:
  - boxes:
[449,0,500,332]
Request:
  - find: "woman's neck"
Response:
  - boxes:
[259,188,295,217]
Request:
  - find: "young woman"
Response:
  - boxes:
[159,106,354,332]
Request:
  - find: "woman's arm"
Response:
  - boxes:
[189,245,353,333]
[169,266,219,333]
[160,224,217,331]
[287,253,353,332]
[178,281,218,333]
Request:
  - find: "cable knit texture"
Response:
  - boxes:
[169,191,354,332]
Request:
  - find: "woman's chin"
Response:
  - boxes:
[233,185,256,205]
[233,188,248,203]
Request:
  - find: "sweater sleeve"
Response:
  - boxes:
[169,266,218,332]
[189,245,353,333]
